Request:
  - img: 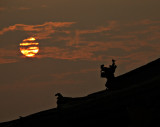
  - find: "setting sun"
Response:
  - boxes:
[20,37,39,57]
[23,37,36,42]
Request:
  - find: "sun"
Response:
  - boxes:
[20,37,39,57]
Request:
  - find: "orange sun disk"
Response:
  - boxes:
[20,37,39,57]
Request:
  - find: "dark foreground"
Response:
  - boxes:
[0,58,160,127]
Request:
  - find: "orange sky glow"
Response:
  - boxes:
[0,0,160,122]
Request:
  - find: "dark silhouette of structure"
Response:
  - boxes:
[55,93,74,109]
[101,59,117,89]
[0,58,160,127]
[55,93,85,109]
[55,93,65,109]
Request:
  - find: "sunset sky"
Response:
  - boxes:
[0,0,160,122]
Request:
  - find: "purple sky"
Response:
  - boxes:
[0,0,160,122]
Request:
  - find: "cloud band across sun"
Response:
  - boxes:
[0,20,159,67]
[19,37,39,57]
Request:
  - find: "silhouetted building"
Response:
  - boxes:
[101,59,117,89]
[55,93,74,109]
